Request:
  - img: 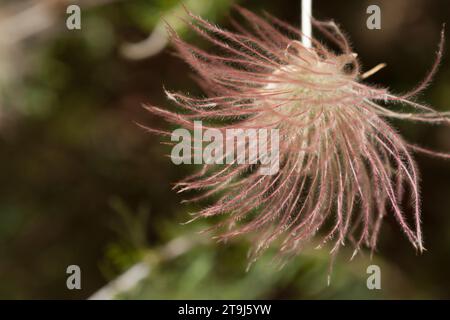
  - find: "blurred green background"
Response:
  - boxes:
[0,0,449,299]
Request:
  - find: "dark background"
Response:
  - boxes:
[0,0,449,299]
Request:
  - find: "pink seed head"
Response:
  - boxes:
[144,6,449,265]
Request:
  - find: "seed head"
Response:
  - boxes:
[144,7,449,265]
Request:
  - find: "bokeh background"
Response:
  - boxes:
[0,0,449,299]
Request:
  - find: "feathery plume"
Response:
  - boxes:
[143,7,449,265]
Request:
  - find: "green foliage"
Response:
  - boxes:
[118,240,415,300]
[99,198,150,280]
[126,0,236,33]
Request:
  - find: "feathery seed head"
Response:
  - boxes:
[144,6,448,265]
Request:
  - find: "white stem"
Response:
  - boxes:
[88,235,204,300]
[302,0,312,48]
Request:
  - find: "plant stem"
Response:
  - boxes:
[302,0,312,48]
